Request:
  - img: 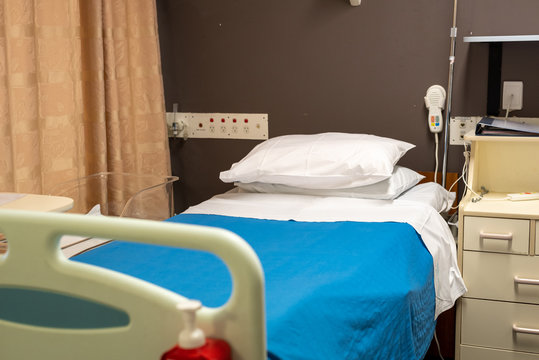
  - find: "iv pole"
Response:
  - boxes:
[441,0,458,188]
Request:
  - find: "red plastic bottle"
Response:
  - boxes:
[161,300,231,360]
[161,339,231,360]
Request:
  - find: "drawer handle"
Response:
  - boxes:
[514,276,539,286]
[479,231,513,241]
[513,324,539,335]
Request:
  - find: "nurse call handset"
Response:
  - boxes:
[424,85,446,133]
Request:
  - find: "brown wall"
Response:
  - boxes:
[156,0,539,211]
[453,0,539,117]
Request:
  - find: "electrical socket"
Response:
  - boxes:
[166,112,268,140]
[502,81,523,111]
[450,116,482,145]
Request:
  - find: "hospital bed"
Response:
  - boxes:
[0,133,466,360]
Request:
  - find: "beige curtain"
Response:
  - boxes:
[0,0,170,195]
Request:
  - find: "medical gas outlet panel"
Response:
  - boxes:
[166,112,268,140]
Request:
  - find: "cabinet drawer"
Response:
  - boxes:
[464,216,529,254]
[461,344,539,360]
[463,251,539,304]
[536,221,539,255]
[462,298,539,354]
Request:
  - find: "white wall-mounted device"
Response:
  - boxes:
[166,112,268,140]
[170,103,188,140]
[349,0,361,5]
[502,81,523,112]
[424,85,447,184]
[424,85,446,133]
[449,116,482,145]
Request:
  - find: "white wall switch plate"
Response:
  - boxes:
[166,112,268,140]
[450,116,482,145]
[502,81,523,110]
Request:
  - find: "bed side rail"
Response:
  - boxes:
[0,209,265,360]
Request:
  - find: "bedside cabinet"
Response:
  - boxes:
[0,193,74,254]
[455,133,539,360]
[0,193,73,212]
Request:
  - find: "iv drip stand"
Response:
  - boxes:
[442,0,458,188]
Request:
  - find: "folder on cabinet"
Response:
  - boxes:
[476,117,539,136]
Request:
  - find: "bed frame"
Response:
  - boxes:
[0,173,460,359]
[0,209,265,360]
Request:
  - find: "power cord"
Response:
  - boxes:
[434,133,439,184]
[447,143,508,208]
[446,144,469,211]
[505,93,514,119]
[434,330,445,360]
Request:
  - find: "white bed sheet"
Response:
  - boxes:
[184,191,467,318]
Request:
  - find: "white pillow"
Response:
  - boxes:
[236,166,424,200]
[220,133,415,189]
[397,182,456,212]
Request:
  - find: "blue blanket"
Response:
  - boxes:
[74,214,435,360]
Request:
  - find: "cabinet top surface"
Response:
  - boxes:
[464,132,539,142]
[461,193,539,218]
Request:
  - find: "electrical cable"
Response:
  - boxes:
[434,133,439,184]
[434,330,445,360]
[450,145,487,204]
[447,143,508,208]
[447,144,469,211]
[505,93,514,119]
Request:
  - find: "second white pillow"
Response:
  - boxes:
[236,166,424,200]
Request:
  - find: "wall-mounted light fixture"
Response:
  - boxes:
[349,0,361,6]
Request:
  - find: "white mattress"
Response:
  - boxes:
[184,191,467,318]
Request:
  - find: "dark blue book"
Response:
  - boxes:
[475,117,539,136]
